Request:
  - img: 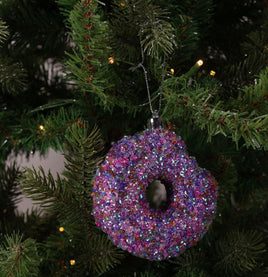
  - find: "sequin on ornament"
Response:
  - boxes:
[92,128,218,261]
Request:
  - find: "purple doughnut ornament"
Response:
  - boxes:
[92,128,218,261]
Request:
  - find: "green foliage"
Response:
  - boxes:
[218,7,268,92]
[0,233,40,277]
[0,163,22,233]
[214,230,266,276]
[0,0,268,276]
[162,69,268,150]
[20,166,69,209]
[242,187,268,217]
[0,19,8,45]
[19,122,126,276]
[0,107,80,162]
[161,0,214,65]
[212,155,238,221]
[138,2,176,58]
[64,0,114,108]
[0,0,72,162]
[134,272,160,277]
[56,0,78,19]
[173,271,205,277]
[0,0,67,55]
[171,13,199,64]
[79,233,126,276]
[0,162,21,212]
[28,107,81,153]
[236,67,268,115]
[109,1,140,61]
[0,20,28,95]
[19,121,103,213]
[62,0,149,115]
[42,231,125,276]
[0,57,28,94]
[110,0,176,60]
[223,53,268,93]
[64,123,104,202]
[169,247,206,277]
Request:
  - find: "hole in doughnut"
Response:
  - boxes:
[145,179,173,210]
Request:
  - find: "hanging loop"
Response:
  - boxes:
[147,110,162,129]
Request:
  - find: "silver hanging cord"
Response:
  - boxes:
[158,55,166,113]
[139,64,154,114]
[130,36,166,116]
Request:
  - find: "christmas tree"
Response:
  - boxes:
[0,0,267,276]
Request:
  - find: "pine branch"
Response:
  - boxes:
[0,162,24,234]
[236,67,268,115]
[169,247,206,276]
[19,121,104,212]
[0,161,21,196]
[30,107,81,153]
[2,107,81,156]
[0,57,28,94]
[65,0,115,109]
[20,166,71,209]
[41,221,126,276]
[219,8,268,93]
[222,53,268,93]
[134,272,160,277]
[171,13,199,64]
[78,233,126,276]
[63,122,104,200]
[214,230,266,276]
[0,0,67,55]
[0,19,8,45]
[56,0,77,20]
[212,155,238,220]
[162,70,268,150]
[0,233,40,277]
[111,0,176,59]
[20,122,126,275]
[43,232,126,276]
[60,122,105,231]
[0,162,21,215]
[63,0,176,113]
[0,19,28,95]
[138,3,176,58]
[173,271,205,277]
[109,1,140,61]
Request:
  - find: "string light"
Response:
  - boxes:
[3,209,7,213]
[120,2,125,7]
[170,68,175,75]
[108,56,115,64]
[196,59,203,67]
[39,125,45,131]
[70,259,76,266]
[59,227,65,232]
[210,70,216,76]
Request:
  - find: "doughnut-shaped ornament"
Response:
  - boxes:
[92,128,217,260]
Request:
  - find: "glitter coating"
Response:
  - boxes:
[92,128,218,261]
